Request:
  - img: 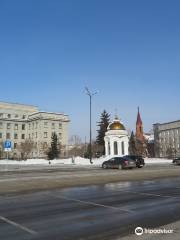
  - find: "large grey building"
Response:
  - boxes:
[0,102,70,159]
[154,120,180,158]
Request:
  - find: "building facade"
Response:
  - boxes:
[0,102,70,159]
[154,120,180,158]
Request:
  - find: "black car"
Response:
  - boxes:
[172,157,180,165]
[123,155,145,168]
[102,157,136,170]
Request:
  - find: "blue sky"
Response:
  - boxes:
[0,0,180,141]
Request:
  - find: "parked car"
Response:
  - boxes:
[123,155,145,168]
[172,157,180,165]
[102,157,136,170]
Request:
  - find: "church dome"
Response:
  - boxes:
[108,116,126,130]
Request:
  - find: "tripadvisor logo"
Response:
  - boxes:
[135,227,143,236]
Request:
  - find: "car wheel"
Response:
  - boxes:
[102,164,107,169]
[137,166,143,168]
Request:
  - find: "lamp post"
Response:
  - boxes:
[85,87,97,164]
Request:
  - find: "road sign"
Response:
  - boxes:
[4,140,12,152]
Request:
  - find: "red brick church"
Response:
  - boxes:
[136,107,145,142]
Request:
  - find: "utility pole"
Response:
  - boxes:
[85,87,98,164]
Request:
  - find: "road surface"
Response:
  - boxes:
[0,177,180,239]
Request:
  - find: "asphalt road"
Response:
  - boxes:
[1,164,180,195]
[0,177,180,240]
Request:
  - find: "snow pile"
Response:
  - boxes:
[0,157,173,165]
[0,159,49,165]
[145,158,172,164]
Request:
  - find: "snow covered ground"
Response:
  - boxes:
[0,157,173,166]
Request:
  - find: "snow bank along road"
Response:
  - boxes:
[0,178,180,240]
[0,164,180,194]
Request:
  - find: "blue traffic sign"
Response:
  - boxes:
[4,140,12,149]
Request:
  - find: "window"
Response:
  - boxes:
[0,113,3,118]
[0,133,2,138]
[21,134,25,139]
[22,124,25,130]
[14,124,18,130]
[0,122,3,129]
[22,115,26,119]
[59,123,62,129]
[59,133,62,139]
[7,123,11,129]
[35,132,37,138]
[114,141,118,155]
[32,123,34,129]
[29,123,31,130]
[14,133,18,139]
[14,143,17,149]
[36,122,38,129]
[7,114,11,118]
[44,122,48,128]
[15,114,19,118]
[52,123,55,129]
[6,133,10,139]
[44,132,48,138]
[121,142,125,155]
[32,133,34,139]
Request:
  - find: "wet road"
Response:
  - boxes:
[0,177,180,240]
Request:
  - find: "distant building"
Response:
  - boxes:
[154,120,180,158]
[144,132,154,143]
[0,102,70,159]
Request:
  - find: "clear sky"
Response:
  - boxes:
[0,0,180,141]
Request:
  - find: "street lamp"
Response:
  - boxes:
[85,87,98,164]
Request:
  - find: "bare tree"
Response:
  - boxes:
[68,135,83,157]
[0,141,3,159]
[18,140,34,160]
[69,135,82,146]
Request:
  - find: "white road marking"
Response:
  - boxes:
[0,216,37,235]
[50,194,134,213]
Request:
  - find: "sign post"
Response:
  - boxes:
[4,140,12,160]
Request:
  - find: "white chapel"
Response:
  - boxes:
[104,116,129,157]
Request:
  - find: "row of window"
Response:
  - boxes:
[0,122,62,130]
[43,132,62,139]
[0,132,62,140]
[159,137,180,143]
[160,142,180,149]
[0,123,26,130]
[159,129,180,137]
[43,122,62,129]
[0,133,25,140]
[0,113,26,119]
[13,142,48,150]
